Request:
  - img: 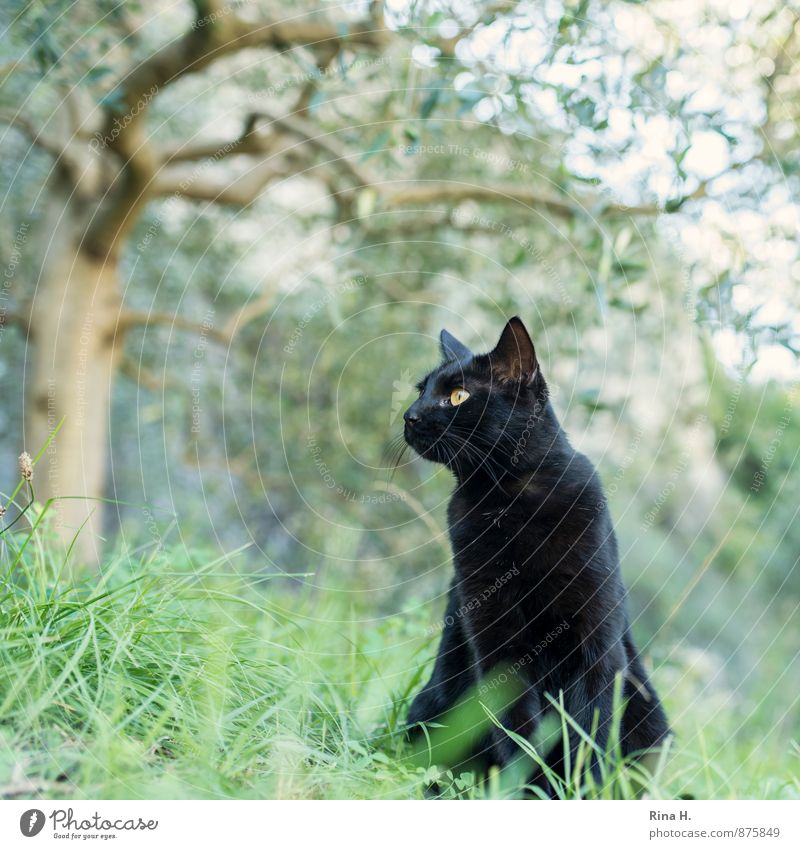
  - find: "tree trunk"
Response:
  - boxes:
[26,188,123,568]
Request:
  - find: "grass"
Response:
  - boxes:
[0,506,798,800]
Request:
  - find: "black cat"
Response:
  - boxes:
[403,317,670,788]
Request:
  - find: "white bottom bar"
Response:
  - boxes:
[3,799,798,848]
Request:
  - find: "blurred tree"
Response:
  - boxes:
[0,0,797,566]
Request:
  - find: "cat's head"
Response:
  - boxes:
[402,316,551,477]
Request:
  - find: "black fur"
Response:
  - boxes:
[403,317,670,787]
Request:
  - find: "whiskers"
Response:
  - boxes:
[381,421,518,493]
[439,427,510,491]
[382,432,410,482]
[448,424,518,463]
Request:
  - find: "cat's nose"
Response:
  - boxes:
[403,407,421,426]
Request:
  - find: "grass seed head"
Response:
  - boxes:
[18,451,33,482]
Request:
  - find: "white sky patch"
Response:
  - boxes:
[750,345,800,382]
[473,97,498,122]
[438,18,461,40]
[758,296,794,326]
[683,131,730,179]
[541,62,585,88]
[713,328,747,369]
[500,28,550,74]
[411,44,440,68]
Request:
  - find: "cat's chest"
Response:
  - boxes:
[450,505,543,606]
[446,493,568,604]
[447,496,584,656]
[447,501,559,646]
[448,496,541,567]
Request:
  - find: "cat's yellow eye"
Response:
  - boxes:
[450,388,470,406]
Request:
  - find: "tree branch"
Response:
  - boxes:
[292,42,340,115]
[154,105,372,211]
[0,110,69,162]
[120,239,328,350]
[379,179,713,219]
[113,4,387,110]
[160,112,278,164]
[0,307,32,338]
[85,3,386,258]
[160,109,371,187]
[381,181,582,218]
[247,110,371,187]
[154,153,291,205]
[117,309,231,344]
[119,354,180,392]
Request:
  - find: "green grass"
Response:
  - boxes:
[0,509,798,800]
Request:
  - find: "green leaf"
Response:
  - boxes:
[355,188,378,219]
[360,129,393,162]
[420,88,441,119]
[85,65,115,85]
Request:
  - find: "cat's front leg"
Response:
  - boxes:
[546,666,617,787]
[406,580,477,735]
[466,642,546,769]
[484,686,543,768]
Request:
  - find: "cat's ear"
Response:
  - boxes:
[490,317,538,384]
[440,328,472,361]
